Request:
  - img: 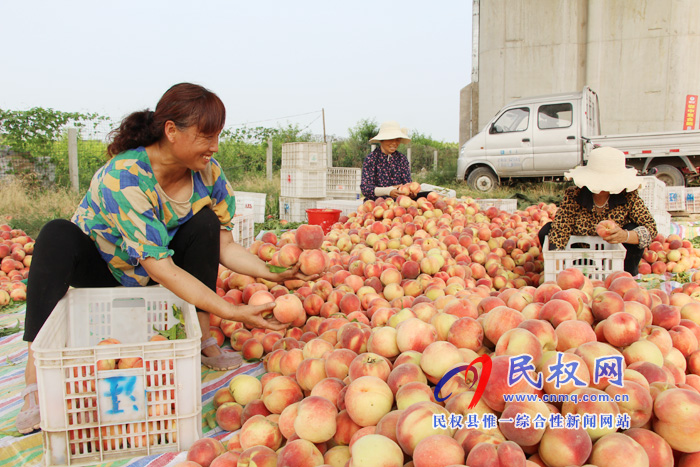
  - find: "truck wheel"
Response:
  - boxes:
[467,167,499,192]
[654,164,685,186]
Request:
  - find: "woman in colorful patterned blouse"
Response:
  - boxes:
[537,146,657,276]
[16,83,312,434]
[360,121,412,200]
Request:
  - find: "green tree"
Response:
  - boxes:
[332,118,379,167]
[0,108,107,159]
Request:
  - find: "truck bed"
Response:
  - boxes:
[588,130,700,159]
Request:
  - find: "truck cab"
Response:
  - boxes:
[457,87,600,191]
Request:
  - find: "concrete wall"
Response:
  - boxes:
[462,0,700,141]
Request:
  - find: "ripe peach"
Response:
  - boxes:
[186,438,226,467]
[395,401,453,456]
[556,267,585,290]
[367,326,400,359]
[395,381,435,410]
[295,224,324,250]
[324,348,358,380]
[215,402,244,432]
[295,357,327,392]
[466,440,526,467]
[299,249,328,275]
[294,395,338,443]
[624,428,674,467]
[652,304,681,330]
[350,434,404,466]
[241,339,263,360]
[482,305,525,343]
[273,294,304,324]
[537,426,592,467]
[348,352,391,382]
[499,399,549,447]
[589,432,649,467]
[237,446,278,467]
[344,376,394,427]
[228,374,262,406]
[239,414,282,451]
[277,439,325,467]
[652,388,700,452]
[261,375,303,414]
[386,362,427,395]
[603,311,642,347]
[395,318,437,353]
[209,452,241,467]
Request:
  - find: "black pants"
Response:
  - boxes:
[538,222,644,276]
[24,208,220,342]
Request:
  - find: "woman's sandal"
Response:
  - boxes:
[200,336,242,371]
[16,383,41,434]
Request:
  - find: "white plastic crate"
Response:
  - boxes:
[420,183,457,198]
[543,235,626,283]
[281,142,327,169]
[280,169,327,198]
[33,287,202,467]
[665,186,686,211]
[234,191,267,223]
[685,187,700,213]
[232,212,255,248]
[653,211,672,236]
[638,176,666,212]
[316,199,363,218]
[476,198,518,214]
[279,197,325,222]
[326,168,362,199]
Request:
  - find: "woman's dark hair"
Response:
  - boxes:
[576,186,628,210]
[107,83,226,157]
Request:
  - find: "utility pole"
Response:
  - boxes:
[322,108,326,143]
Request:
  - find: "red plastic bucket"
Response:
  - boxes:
[306,208,341,234]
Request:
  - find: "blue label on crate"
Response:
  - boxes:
[98,374,146,423]
[669,193,678,202]
[688,193,695,202]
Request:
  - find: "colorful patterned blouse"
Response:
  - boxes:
[548,186,657,250]
[360,148,412,200]
[72,147,236,286]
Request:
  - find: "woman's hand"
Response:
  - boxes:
[602,225,629,244]
[223,302,289,332]
[389,188,400,198]
[272,263,320,283]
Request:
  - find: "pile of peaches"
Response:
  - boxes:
[0,224,32,306]
[175,192,700,467]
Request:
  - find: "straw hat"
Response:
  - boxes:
[369,121,411,145]
[564,147,642,194]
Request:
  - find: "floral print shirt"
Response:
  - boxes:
[548,186,657,250]
[72,147,236,286]
[360,148,411,200]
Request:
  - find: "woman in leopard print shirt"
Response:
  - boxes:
[538,147,657,276]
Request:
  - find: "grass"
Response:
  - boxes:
[0,177,83,238]
[0,172,572,239]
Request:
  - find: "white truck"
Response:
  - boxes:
[457,86,700,191]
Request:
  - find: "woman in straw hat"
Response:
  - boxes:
[360,121,413,200]
[537,146,657,275]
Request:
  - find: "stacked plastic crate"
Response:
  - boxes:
[279,143,327,222]
[639,176,671,236]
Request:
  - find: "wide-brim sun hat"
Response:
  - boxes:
[369,121,411,145]
[564,146,642,194]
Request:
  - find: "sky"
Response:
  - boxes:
[0,1,472,143]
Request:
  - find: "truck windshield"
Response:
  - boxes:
[491,107,529,133]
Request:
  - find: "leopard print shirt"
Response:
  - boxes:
[548,186,657,250]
